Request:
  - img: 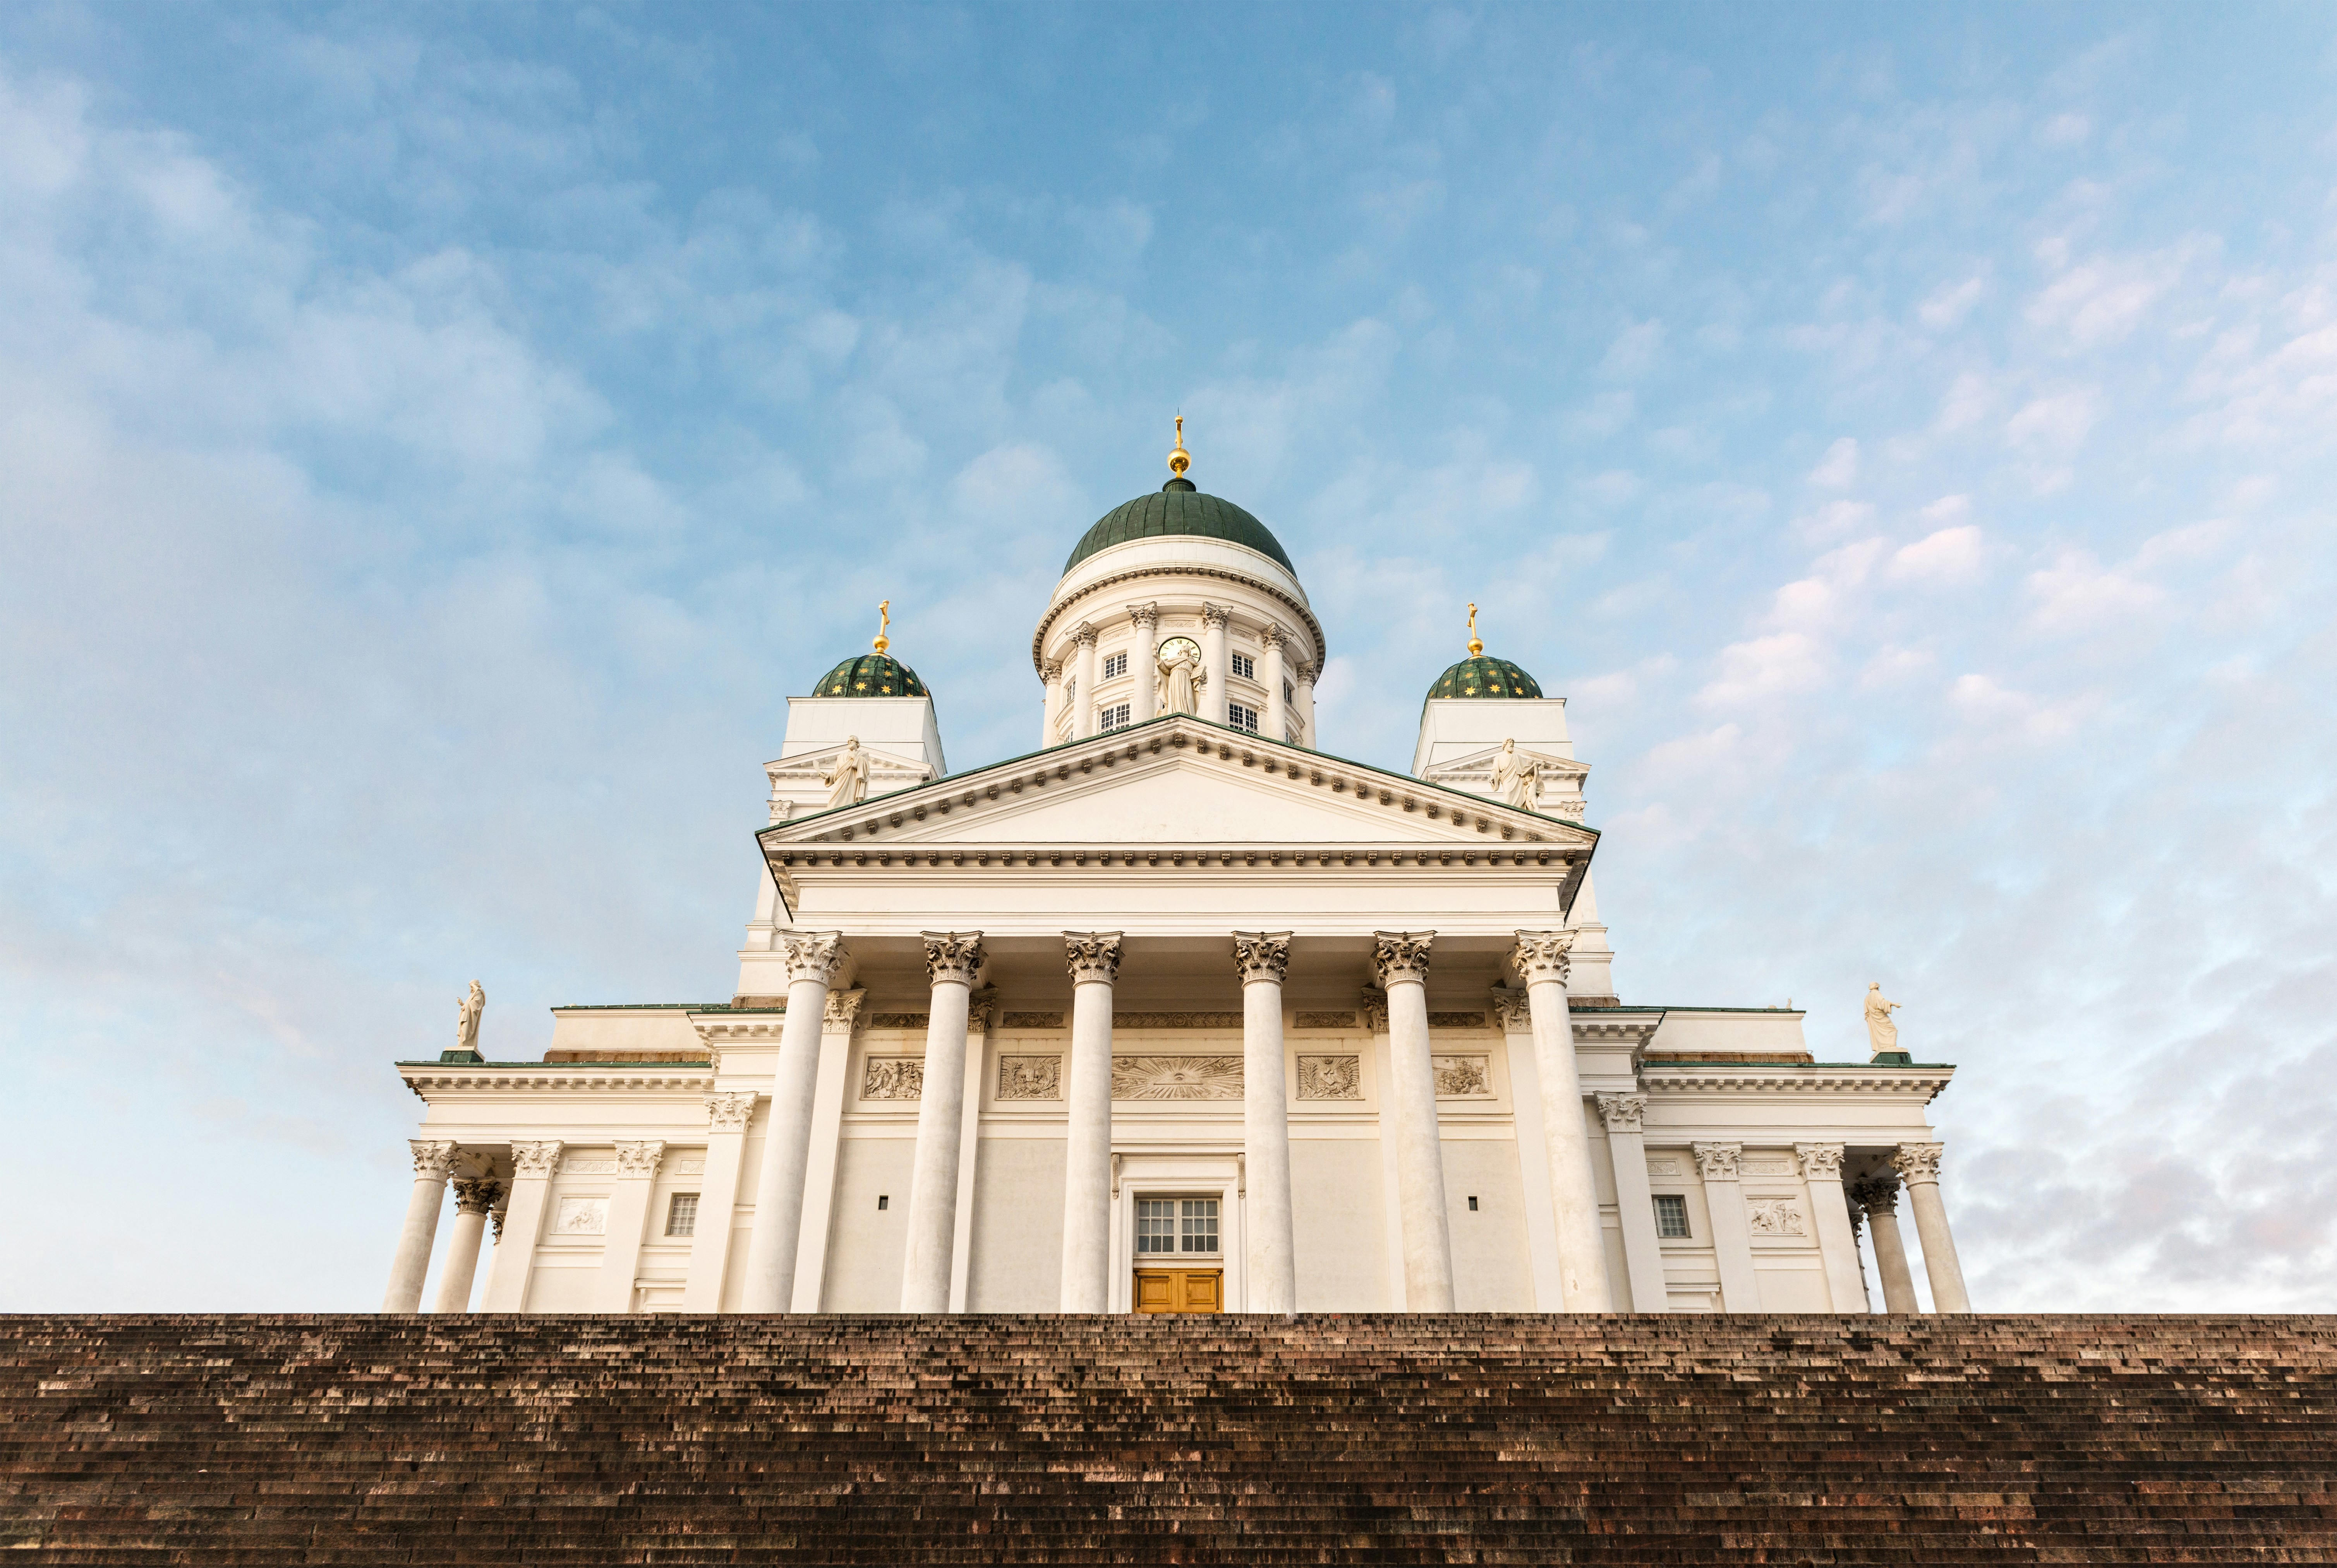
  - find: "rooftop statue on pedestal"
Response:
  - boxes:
[1488,739,1542,812]
[1866,983,1911,1063]
[821,737,871,808]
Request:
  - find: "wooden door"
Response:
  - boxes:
[1133,1268,1223,1313]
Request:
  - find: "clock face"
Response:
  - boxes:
[1156,636,1201,665]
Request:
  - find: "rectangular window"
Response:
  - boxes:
[1102,651,1128,679]
[1283,679,1294,703]
[1180,1198,1219,1254]
[1136,1198,1178,1254]
[1228,703,1259,733]
[1098,702,1131,732]
[1231,652,1256,679]
[1652,1194,1690,1238]
[664,1193,698,1237]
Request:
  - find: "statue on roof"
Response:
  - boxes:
[456,980,484,1054]
[1489,739,1541,811]
[822,736,871,808]
[1864,982,1901,1056]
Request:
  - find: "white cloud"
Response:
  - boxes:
[1918,275,1985,331]
[2024,549,2165,634]
[1936,371,1994,432]
[1598,318,1664,379]
[1697,632,1830,706]
[1808,436,1859,488]
[2005,388,2099,452]
[1887,524,1987,586]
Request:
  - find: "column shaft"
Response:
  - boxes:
[593,1141,664,1313]
[1262,629,1288,741]
[481,1141,560,1312]
[1695,1143,1761,1311]
[1515,933,1610,1311]
[1058,933,1121,1312]
[1041,660,1064,747]
[902,934,983,1313]
[1201,606,1230,724]
[1074,625,1100,739]
[1797,1145,1867,1314]
[1597,1096,1668,1313]
[1294,663,1316,747]
[430,1179,501,1313]
[1377,932,1454,1312]
[381,1140,456,1313]
[1896,1143,1972,1312]
[1129,608,1158,725]
[681,1093,757,1311]
[1854,1177,1920,1312]
[740,934,844,1312]
[1237,932,1296,1314]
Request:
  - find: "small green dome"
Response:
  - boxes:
[1426,655,1543,702]
[811,652,927,699]
[1064,481,1295,575]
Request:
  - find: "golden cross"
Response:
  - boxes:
[1467,602,1483,656]
[873,599,892,653]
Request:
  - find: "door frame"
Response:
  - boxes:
[1108,1150,1246,1314]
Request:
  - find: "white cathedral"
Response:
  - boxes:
[383,431,1972,1320]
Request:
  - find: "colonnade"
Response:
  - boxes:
[381,925,1973,1316]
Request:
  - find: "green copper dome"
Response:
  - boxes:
[1064,481,1295,575]
[1426,655,1543,701]
[811,652,927,699]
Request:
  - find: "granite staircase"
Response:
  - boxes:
[3,1314,2334,1564]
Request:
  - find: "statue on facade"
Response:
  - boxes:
[1863,982,1901,1056]
[456,980,484,1054]
[821,737,872,808]
[1157,639,1200,716]
[1489,739,1541,811]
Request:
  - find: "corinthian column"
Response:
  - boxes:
[1235,931,1297,1313]
[1849,1174,1918,1313]
[481,1140,560,1311]
[1128,603,1159,724]
[1040,659,1064,747]
[1512,931,1610,1311]
[1596,1094,1668,1313]
[901,931,985,1313]
[1695,1142,1760,1311]
[1072,622,1100,739]
[1261,624,1289,740]
[1201,604,1231,725]
[594,1140,665,1313]
[1058,932,1122,1311]
[429,1177,503,1314]
[740,931,847,1313]
[381,1139,456,1313]
[1797,1143,1867,1314]
[1893,1142,1972,1312]
[681,1092,758,1311]
[1376,931,1454,1312]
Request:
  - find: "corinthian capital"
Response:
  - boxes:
[1359,987,1390,1033]
[1692,1141,1742,1181]
[1201,603,1232,630]
[452,1178,503,1215]
[780,931,848,986]
[1041,658,1063,683]
[1261,622,1289,651]
[1127,601,1159,629]
[1371,931,1434,988]
[1072,620,1100,649]
[922,931,988,987]
[1490,991,1532,1032]
[511,1140,563,1179]
[1233,931,1292,986]
[1511,930,1575,985]
[1595,1093,1646,1133]
[1796,1143,1846,1180]
[967,986,998,1036]
[409,1139,458,1179]
[1846,1174,1901,1213]
[1892,1142,1946,1186]
[615,1140,666,1179]
[705,1090,758,1133]
[1064,931,1123,985]
[823,988,867,1030]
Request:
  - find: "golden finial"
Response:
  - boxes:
[1466,602,1484,657]
[872,599,892,655]
[1168,414,1191,479]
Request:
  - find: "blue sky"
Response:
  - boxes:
[4,4,2334,1311]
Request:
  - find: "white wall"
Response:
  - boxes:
[965,1138,1066,1311]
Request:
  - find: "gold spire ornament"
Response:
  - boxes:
[1168,415,1191,479]
[1466,602,1484,656]
[872,599,892,654]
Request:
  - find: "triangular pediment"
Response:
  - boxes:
[758,716,1596,851]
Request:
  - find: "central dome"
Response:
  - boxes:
[1063,482,1295,575]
